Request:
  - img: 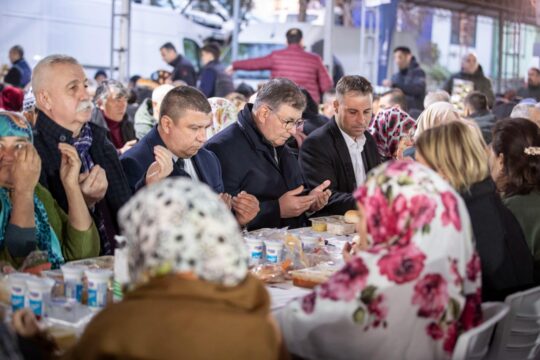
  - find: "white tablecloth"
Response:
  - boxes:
[266,282,311,311]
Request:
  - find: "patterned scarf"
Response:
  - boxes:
[71,123,111,255]
[0,112,64,268]
[72,123,95,172]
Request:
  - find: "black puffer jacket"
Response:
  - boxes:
[391,56,426,112]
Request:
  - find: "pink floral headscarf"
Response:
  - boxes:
[207,97,238,140]
[369,106,417,160]
[277,161,482,360]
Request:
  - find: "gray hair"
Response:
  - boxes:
[94,80,128,106]
[253,78,306,112]
[32,54,80,93]
[510,104,533,119]
[424,90,450,109]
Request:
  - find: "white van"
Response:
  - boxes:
[0,0,224,79]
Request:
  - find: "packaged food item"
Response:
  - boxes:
[310,218,327,232]
[326,217,356,235]
[251,264,285,283]
[264,240,283,264]
[245,237,264,266]
[113,236,129,303]
[7,273,31,312]
[300,235,321,252]
[291,266,337,289]
[85,269,112,310]
[67,256,114,270]
[61,265,86,302]
[26,277,55,318]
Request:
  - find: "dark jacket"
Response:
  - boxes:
[468,110,497,144]
[34,111,132,247]
[517,85,540,102]
[299,118,381,216]
[461,178,535,301]
[120,126,224,194]
[169,54,197,86]
[391,56,426,111]
[443,65,495,108]
[4,58,32,88]
[199,60,235,98]
[205,104,307,231]
[90,107,136,148]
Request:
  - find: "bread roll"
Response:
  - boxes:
[344,210,360,224]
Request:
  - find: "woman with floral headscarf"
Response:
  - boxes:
[207,97,238,140]
[368,106,417,161]
[0,111,99,268]
[276,161,482,360]
[66,178,286,360]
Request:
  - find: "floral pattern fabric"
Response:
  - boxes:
[368,106,417,160]
[207,97,238,140]
[276,161,482,360]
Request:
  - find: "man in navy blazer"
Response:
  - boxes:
[206,78,331,231]
[300,75,381,216]
[121,86,259,226]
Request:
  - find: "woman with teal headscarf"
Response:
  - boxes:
[0,111,99,268]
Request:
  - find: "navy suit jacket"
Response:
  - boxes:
[120,126,224,193]
[205,104,307,231]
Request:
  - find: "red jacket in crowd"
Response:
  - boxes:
[232,44,333,103]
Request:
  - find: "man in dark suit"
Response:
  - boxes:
[121,86,259,226]
[300,75,381,216]
[206,78,331,231]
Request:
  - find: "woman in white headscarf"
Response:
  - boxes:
[66,178,286,360]
[276,161,482,360]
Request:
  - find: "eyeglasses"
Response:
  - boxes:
[267,106,304,130]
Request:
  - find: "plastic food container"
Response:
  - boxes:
[7,273,31,312]
[245,237,264,265]
[264,240,283,264]
[300,235,320,251]
[61,265,87,302]
[310,217,328,232]
[85,269,112,310]
[26,277,55,318]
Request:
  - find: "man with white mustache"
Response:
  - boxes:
[32,55,132,255]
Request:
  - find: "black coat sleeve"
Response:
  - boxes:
[299,136,356,215]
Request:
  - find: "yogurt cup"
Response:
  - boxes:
[264,240,283,264]
[85,269,112,310]
[301,235,319,251]
[26,277,55,318]
[61,265,86,302]
[245,237,264,265]
[7,273,31,312]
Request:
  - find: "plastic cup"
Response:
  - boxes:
[264,240,283,264]
[26,277,55,318]
[61,265,86,302]
[7,273,30,312]
[245,237,264,265]
[301,235,319,251]
[85,269,112,310]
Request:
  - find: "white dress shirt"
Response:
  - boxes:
[338,127,367,187]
